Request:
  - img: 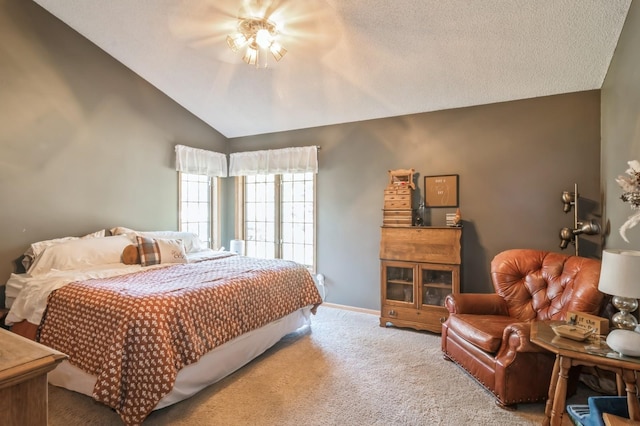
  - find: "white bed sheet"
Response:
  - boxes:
[48,306,313,410]
[4,249,227,325]
[4,272,29,309]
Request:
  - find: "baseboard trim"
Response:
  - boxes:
[321,302,378,316]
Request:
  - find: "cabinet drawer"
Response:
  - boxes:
[384,200,411,209]
[383,210,412,218]
[383,213,412,225]
[384,194,411,202]
[383,218,412,227]
[380,305,448,332]
[384,188,412,195]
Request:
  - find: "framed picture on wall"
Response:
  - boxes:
[424,174,459,208]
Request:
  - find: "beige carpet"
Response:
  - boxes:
[48,306,592,425]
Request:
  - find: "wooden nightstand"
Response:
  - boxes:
[0,308,9,330]
[0,328,67,425]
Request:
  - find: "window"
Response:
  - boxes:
[174,145,226,249]
[179,173,219,249]
[280,173,315,267]
[242,172,315,269]
[229,145,318,269]
[244,174,276,258]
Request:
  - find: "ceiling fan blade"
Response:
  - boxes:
[168,1,240,45]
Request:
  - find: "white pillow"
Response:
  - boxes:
[28,235,133,276]
[109,226,136,236]
[110,227,206,253]
[21,229,106,271]
[141,231,206,253]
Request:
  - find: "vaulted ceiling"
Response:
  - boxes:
[32,0,632,138]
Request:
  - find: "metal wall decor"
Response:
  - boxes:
[559,183,600,256]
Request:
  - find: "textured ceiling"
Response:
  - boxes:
[32,0,631,138]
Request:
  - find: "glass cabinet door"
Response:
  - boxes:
[382,262,415,305]
[419,265,454,307]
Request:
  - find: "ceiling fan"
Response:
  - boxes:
[168,0,342,68]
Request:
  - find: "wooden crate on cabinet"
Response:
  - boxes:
[379,226,462,333]
[383,187,413,227]
[382,168,415,227]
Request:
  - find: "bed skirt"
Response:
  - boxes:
[47,306,313,410]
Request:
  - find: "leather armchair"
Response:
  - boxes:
[441,249,604,408]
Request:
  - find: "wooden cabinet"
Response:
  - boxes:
[0,328,66,426]
[380,226,462,333]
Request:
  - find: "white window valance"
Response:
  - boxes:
[229,146,318,176]
[175,144,227,177]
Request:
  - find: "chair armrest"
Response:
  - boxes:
[445,293,509,316]
[497,322,550,357]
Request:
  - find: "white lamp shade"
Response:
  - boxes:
[598,249,640,299]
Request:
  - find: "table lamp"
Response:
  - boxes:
[598,249,640,329]
[598,249,640,357]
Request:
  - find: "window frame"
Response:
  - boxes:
[178,172,221,250]
[235,172,317,271]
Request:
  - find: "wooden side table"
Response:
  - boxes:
[0,308,9,330]
[0,328,67,426]
[530,321,640,426]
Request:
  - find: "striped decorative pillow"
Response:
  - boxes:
[136,236,161,266]
[136,236,188,267]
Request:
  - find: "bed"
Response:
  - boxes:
[4,230,323,425]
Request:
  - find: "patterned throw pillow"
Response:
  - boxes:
[135,236,188,267]
[136,236,161,266]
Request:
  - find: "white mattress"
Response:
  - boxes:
[48,306,312,410]
[4,272,28,309]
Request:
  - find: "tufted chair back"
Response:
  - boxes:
[491,249,604,322]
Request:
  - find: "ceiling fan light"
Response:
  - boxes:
[255,28,272,49]
[226,33,247,52]
[243,44,259,66]
[270,43,287,61]
[228,17,287,67]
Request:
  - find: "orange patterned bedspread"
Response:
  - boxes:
[37,254,322,425]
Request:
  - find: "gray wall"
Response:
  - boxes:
[0,0,227,286]
[602,0,640,249]
[0,0,604,312]
[229,91,602,310]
